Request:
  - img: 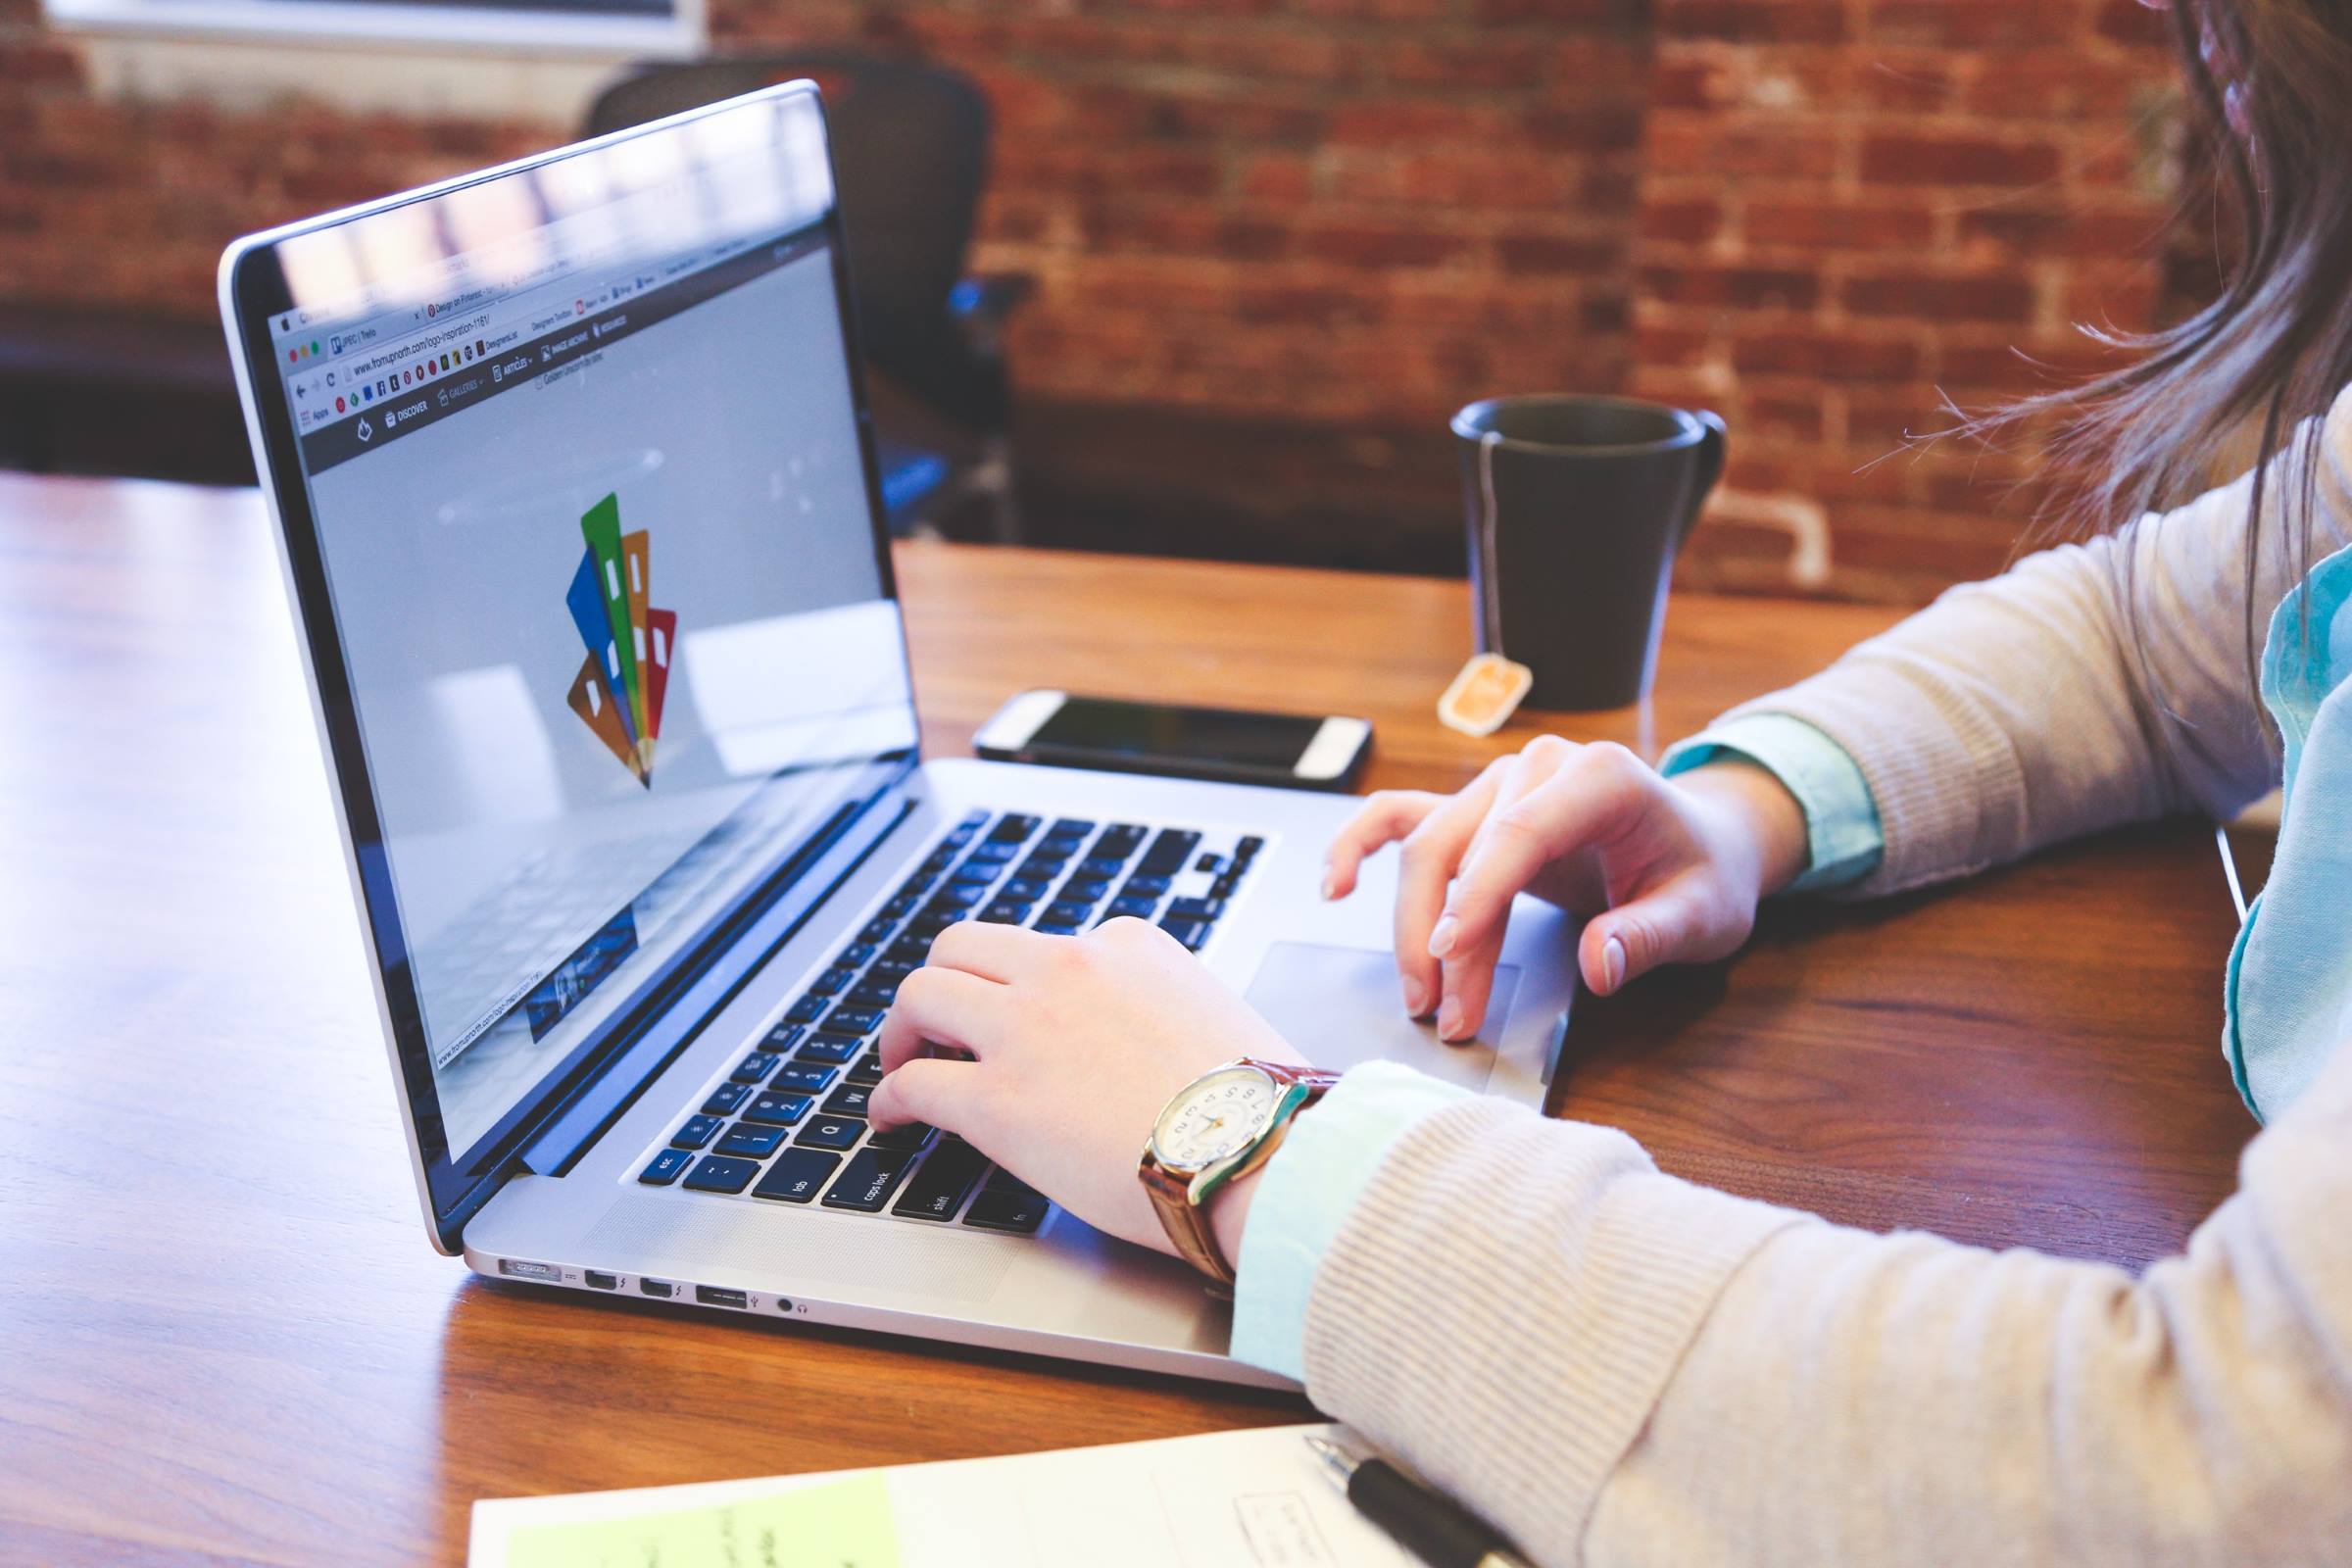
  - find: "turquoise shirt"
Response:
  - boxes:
[1231,595,2347,1373]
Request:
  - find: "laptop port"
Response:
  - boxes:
[696,1286,749,1308]
[498,1258,560,1281]
[584,1270,619,1291]
[775,1298,794,1314]
[640,1279,675,1298]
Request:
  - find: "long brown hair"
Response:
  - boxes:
[1990,0,2352,718]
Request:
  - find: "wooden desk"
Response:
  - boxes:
[0,474,2256,1565]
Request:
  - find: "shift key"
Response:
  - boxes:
[891,1139,989,1222]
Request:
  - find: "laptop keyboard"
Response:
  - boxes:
[636,809,1265,1234]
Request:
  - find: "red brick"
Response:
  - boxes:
[1495,231,1624,274]
[1859,133,2063,187]
[1743,198,1938,249]
[1647,119,1842,179]
[0,40,83,85]
[1867,0,2077,48]
[1380,39,1549,91]
[1956,203,2165,258]
[1638,197,1725,244]
[1657,0,1849,44]
[1733,328,1924,381]
[1303,222,1470,270]
[1469,0,1628,24]
[1641,263,1820,310]
[1843,271,2037,323]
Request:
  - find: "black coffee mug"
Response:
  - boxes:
[1453,394,1726,711]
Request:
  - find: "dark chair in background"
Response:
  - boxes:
[587,53,1031,540]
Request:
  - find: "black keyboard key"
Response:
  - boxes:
[867,1118,935,1151]
[1235,834,1265,863]
[999,877,1052,902]
[1120,873,1170,898]
[1098,823,1148,852]
[730,1052,779,1084]
[847,983,899,1010]
[797,1034,863,1065]
[979,903,1031,924]
[989,813,1041,842]
[963,1184,1051,1234]
[1107,895,1158,919]
[821,1006,885,1037]
[670,1114,722,1150]
[1048,817,1097,838]
[950,860,1001,885]
[773,1062,837,1094]
[893,1140,987,1220]
[715,1122,789,1157]
[1034,922,1080,937]
[984,1165,1036,1193]
[742,1091,813,1126]
[682,1155,760,1194]
[1018,855,1070,880]
[807,965,856,997]
[701,1081,752,1115]
[822,1146,920,1211]
[965,840,1019,863]
[1196,852,1224,874]
[751,1147,841,1203]
[823,1082,875,1117]
[847,1052,885,1086]
[1166,896,1226,920]
[881,894,919,919]
[762,1023,806,1054]
[639,1147,694,1185]
[885,937,933,966]
[933,882,988,907]
[858,916,897,945]
[1138,829,1200,874]
[1077,856,1128,880]
[840,942,877,966]
[1061,878,1113,903]
[907,909,965,939]
[784,995,828,1025]
[797,1113,866,1151]
[1042,901,1096,928]
[1160,915,1213,951]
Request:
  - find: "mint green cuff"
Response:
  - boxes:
[1228,1061,1472,1380]
[1661,713,1884,893]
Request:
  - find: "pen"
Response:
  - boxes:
[1305,1433,1537,1568]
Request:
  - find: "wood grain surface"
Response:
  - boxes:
[0,473,2258,1566]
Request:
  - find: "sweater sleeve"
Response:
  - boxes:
[1681,386,2352,898]
[1298,1038,2352,1567]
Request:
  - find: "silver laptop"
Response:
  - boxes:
[219,82,1572,1388]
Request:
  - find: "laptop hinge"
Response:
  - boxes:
[512,787,917,1177]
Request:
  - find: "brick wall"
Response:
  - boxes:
[0,0,2192,600]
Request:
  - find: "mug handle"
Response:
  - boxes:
[1673,410,1728,553]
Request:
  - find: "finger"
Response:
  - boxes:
[1439,745,1652,964]
[1393,762,1506,1016]
[1323,791,1442,900]
[1433,741,1572,1040]
[925,917,1045,982]
[876,963,1009,1074]
[1579,879,1713,996]
[869,1054,983,1134]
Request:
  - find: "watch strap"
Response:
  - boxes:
[1141,1058,1342,1289]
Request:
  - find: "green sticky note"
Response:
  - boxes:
[505,1473,901,1568]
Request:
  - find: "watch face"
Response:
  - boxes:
[1152,1065,1280,1170]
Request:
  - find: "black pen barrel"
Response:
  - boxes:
[1348,1459,1512,1568]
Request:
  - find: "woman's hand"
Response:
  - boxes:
[1324,737,1808,1040]
[867,916,1305,1258]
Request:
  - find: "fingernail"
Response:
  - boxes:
[1427,916,1459,958]
[1402,977,1428,1015]
[1320,869,1338,901]
[1603,935,1627,993]
[1437,998,1463,1039]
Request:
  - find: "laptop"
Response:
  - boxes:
[219,82,1574,1388]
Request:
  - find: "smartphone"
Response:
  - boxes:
[972,690,1373,792]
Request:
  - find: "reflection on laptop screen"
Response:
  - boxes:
[266,94,914,1155]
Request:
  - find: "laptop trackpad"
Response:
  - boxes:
[1244,942,1514,1092]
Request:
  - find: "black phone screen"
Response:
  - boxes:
[1028,698,1323,771]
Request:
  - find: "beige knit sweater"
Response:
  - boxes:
[1298,388,2352,1565]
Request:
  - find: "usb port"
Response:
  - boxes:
[696,1285,749,1308]
[584,1270,619,1291]
[640,1279,675,1298]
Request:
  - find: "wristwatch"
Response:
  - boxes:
[1139,1058,1342,1290]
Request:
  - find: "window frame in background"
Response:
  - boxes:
[41,0,703,58]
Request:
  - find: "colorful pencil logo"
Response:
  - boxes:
[563,493,675,788]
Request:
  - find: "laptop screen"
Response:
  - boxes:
[253,91,915,1158]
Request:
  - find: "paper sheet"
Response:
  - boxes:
[469,1422,1421,1568]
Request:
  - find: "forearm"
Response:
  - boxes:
[1283,1056,2352,1567]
